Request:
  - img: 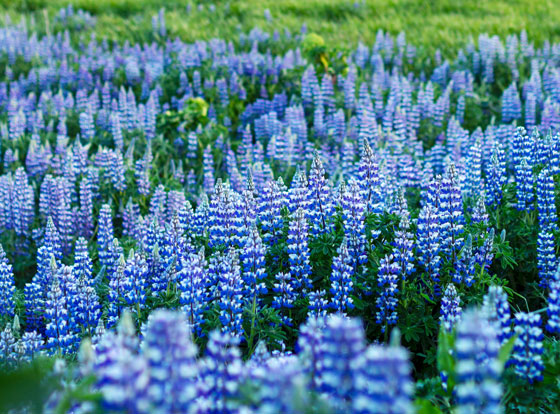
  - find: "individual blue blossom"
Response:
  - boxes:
[93,328,150,413]
[453,234,476,287]
[45,276,77,356]
[307,153,335,235]
[217,250,245,336]
[352,343,414,414]
[537,168,557,232]
[454,309,503,414]
[74,273,101,336]
[330,238,355,315]
[515,158,534,211]
[318,315,366,410]
[537,230,556,289]
[485,143,507,208]
[258,178,287,245]
[482,285,512,345]
[417,203,442,295]
[511,312,544,384]
[177,248,208,335]
[308,290,328,318]
[240,225,267,301]
[376,254,400,330]
[97,204,115,269]
[440,284,461,332]
[341,180,368,267]
[122,249,149,315]
[288,208,312,294]
[106,255,127,328]
[272,272,297,326]
[141,310,199,413]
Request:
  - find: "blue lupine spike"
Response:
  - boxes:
[177,248,208,335]
[240,225,267,301]
[475,227,495,269]
[97,204,114,269]
[393,214,415,280]
[330,238,355,315]
[417,203,442,295]
[122,249,149,315]
[440,164,465,262]
[45,275,78,356]
[74,272,101,336]
[440,284,461,332]
[307,152,335,235]
[482,285,512,345]
[537,230,556,289]
[287,208,312,294]
[217,250,245,336]
[453,234,476,287]
[317,315,365,410]
[79,177,94,238]
[341,180,368,268]
[515,158,534,211]
[258,178,287,245]
[512,312,544,384]
[352,341,414,414]
[486,143,507,208]
[106,255,127,328]
[537,168,557,232]
[141,310,199,412]
[43,216,63,261]
[17,330,43,362]
[297,316,325,390]
[272,272,297,326]
[376,254,400,330]
[0,323,17,367]
[454,309,503,414]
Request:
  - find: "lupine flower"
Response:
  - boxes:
[376,254,400,330]
[97,204,114,269]
[0,323,17,367]
[240,225,267,301]
[440,284,461,332]
[352,342,414,414]
[317,315,366,410]
[454,309,503,414]
[177,248,208,335]
[141,310,198,413]
[217,250,245,336]
[440,165,465,261]
[485,143,507,208]
[287,208,312,294]
[307,153,335,235]
[258,178,287,245]
[122,249,149,315]
[272,272,297,326]
[341,180,368,267]
[196,330,243,414]
[515,158,534,211]
[17,330,44,362]
[417,203,442,295]
[482,285,512,345]
[537,230,556,289]
[308,289,328,317]
[537,168,557,232]
[393,215,415,280]
[106,255,127,328]
[453,234,476,287]
[45,276,77,356]
[511,312,544,384]
[330,238,355,315]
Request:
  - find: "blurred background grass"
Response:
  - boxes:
[1,0,559,54]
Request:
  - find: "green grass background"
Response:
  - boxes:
[1,0,559,54]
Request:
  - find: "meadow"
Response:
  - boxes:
[0,1,559,413]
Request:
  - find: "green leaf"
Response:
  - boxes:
[414,398,442,414]
[498,335,517,368]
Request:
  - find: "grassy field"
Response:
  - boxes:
[1,0,559,54]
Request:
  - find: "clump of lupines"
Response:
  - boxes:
[440,283,461,332]
[0,11,560,413]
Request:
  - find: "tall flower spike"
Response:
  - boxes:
[97,204,114,269]
[240,225,267,301]
[287,208,312,294]
[417,203,442,295]
[45,276,77,356]
[537,168,557,232]
[512,312,544,384]
[440,284,461,332]
[141,310,199,413]
[217,250,245,336]
[318,315,366,410]
[454,309,503,414]
[122,249,149,315]
[352,342,414,414]
[177,248,208,336]
[272,272,297,326]
[482,286,512,345]
[376,254,400,331]
[307,152,335,235]
[537,230,556,289]
[330,238,355,315]
[341,180,368,268]
[393,215,415,280]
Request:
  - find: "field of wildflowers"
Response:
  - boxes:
[0,2,559,414]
